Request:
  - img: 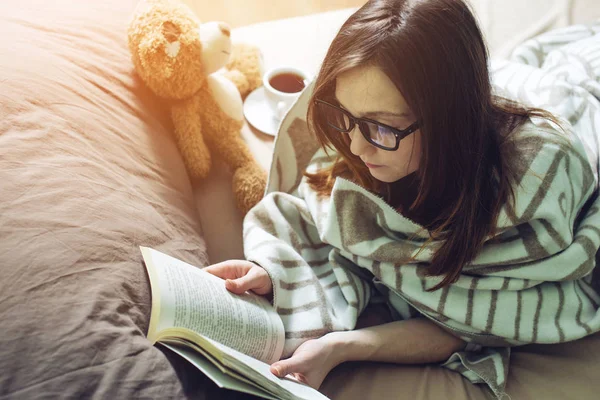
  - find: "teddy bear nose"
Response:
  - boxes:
[218,22,231,37]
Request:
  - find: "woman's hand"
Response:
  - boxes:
[204,260,273,297]
[270,334,342,390]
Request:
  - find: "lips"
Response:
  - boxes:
[364,162,382,169]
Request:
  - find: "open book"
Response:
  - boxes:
[140,246,330,400]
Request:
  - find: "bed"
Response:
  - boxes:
[1,0,599,399]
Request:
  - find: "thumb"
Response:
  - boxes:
[270,358,303,378]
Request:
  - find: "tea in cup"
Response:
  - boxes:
[263,67,311,120]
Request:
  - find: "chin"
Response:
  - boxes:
[369,171,395,183]
[370,169,409,183]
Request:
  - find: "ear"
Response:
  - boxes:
[197,21,232,75]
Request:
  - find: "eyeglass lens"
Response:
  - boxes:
[317,101,397,149]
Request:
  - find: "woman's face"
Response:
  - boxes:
[335,65,421,183]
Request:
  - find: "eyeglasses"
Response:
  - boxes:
[314,99,419,151]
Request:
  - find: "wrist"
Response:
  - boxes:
[322,331,356,366]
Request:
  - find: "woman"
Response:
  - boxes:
[206,0,600,397]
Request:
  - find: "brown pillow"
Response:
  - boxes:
[0,0,226,397]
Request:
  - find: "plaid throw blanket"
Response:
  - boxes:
[243,22,600,399]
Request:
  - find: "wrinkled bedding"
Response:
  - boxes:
[0,0,229,398]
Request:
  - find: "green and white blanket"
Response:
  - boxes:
[243,22,600,399]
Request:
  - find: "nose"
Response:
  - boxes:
[218,22,231,37]
[349,126,374,157]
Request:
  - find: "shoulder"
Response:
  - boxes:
[508,118,572,154]
[497,117,597,227]
[506,117,593,181]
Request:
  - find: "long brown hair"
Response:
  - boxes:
[306,0,558,291]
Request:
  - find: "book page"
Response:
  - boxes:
[141,247,285,364]
[160,342,279,400]
[162,336,330,400]
[206,335,331,400]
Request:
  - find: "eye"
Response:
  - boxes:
[365,122,398,148]
[376,125,395,135]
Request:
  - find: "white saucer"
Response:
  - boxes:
[243,86,280,136]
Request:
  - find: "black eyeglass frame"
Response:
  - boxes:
[314,99,420,151]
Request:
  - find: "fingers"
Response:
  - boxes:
[203,260,250,280]
[225,267,266,295]
[204,260,271,296]
[292,373,310,385]
[270,358,302,379]
[270,360,310,386]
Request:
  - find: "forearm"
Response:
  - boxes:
[328,317,466,365]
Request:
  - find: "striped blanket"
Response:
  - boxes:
[243,22,600,399]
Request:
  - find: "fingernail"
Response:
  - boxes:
[273,366,281,376]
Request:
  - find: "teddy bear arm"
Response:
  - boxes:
[198,84,267,214]
[224,43,264,99]
[171,98,212,179]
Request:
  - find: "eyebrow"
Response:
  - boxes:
[334,96,411,118]
[363,110,410,118]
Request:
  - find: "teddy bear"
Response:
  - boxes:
[127,0,266,215]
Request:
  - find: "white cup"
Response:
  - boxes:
[263,66,311,120]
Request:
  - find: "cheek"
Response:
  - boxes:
[389,131,421,168]
[408,132,422,164]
